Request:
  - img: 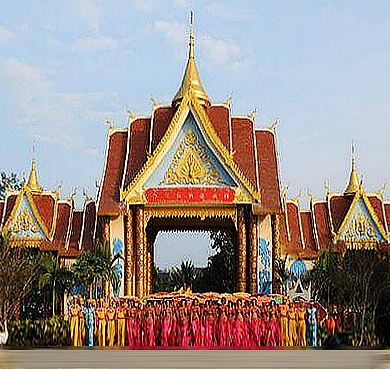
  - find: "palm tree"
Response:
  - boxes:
[38,252,74,316]
[171,260,197,290]
[72,240,121,298]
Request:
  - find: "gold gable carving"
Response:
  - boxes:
[347,210,376,239]
[12,204,39,235]
[161,128,227,186]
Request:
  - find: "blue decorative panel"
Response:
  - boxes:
[258,237,272,293]
[290,259,307,279]
[112,238,124,297]
[339,197,384,242]
[145,112,236,188]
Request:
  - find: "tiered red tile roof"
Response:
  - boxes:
[98,104,282,215]
[0,190,96,258]
[281,193,390,258]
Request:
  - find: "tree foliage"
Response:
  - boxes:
[71,240,121,298]
[0,172,22,200]
[310,248,390,346]
[195,230,236,293]
[0,233,40,321]
[171,260,197,290]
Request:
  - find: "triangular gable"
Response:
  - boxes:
[121,89,260,204]
[337,191,388,243]
[145,113,236,188]
[2,187,51,246]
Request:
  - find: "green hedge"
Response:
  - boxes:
[7,316,70,346]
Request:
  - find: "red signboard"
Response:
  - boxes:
[145,187,235,204]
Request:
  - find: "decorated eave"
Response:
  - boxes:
[97,17,282,216]
[0,160,97,256]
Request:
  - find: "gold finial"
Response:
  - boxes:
[172,12,211,108]
[27,142,42,192]
[344,144,360,195]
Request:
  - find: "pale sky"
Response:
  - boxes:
[1,1,389,267]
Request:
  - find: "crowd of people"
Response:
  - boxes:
[66,293,325,347]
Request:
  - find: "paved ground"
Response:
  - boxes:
[0,348,390,369]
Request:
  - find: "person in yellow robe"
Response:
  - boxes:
[287,301,297,346]
[78,297,86,346]
[116,301,126,346]
[69,298,80,346]
[106,301,116,346]
[297,303,307,346]
[95,299,107,346]
[279,300,289,346]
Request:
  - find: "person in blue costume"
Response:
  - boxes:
[85,299,95,346]
[308,302,317,346]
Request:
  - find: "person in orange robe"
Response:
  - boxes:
[116,301,126,346]
[297,302,307,346]
[279,300,289,346]
[106,301,116,346]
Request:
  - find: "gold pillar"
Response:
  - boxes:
[136,206,145,297]
[237,206,247,292]
[272,214,281,260]
[249,213,258,294]
[125,211,134,296]
[272,214,281,294]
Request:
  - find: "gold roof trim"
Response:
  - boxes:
[121,88,260,203]
[172,12,210,108]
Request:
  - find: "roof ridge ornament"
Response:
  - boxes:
[172,12,211,108]
[344,143,360,195]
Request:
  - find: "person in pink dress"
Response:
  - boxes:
[218,297,228,346]
[259,302,269,346]
[145,302,156,346]
[179,300,190,346]
[161,309,171,346]
[234,299,244,346]
[168,300,177,346]
[267,300,281,346]
[190,299,201,346]
[227,300,235,346]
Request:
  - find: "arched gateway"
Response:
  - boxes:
[97,17,282,297]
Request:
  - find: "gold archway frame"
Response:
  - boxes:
[144,206,237,229]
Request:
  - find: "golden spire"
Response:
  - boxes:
[172,12,210,108]
[344,144,360,195]
[27,142,42,191]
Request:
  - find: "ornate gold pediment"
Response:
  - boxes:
[161,128,226,186]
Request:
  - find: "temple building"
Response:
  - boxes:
[0,158,97,263]
[97,17,282,297]
[280,149,390,273]
[2,16,389,297]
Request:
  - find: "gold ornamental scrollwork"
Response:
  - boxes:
[161,128,228,186]
[144,206,237,228]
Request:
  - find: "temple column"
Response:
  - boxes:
[249,213,258,294]
[135,206,146,297]
[271,214,281,294]
[124,210,134,296]
[237,206,247,292]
